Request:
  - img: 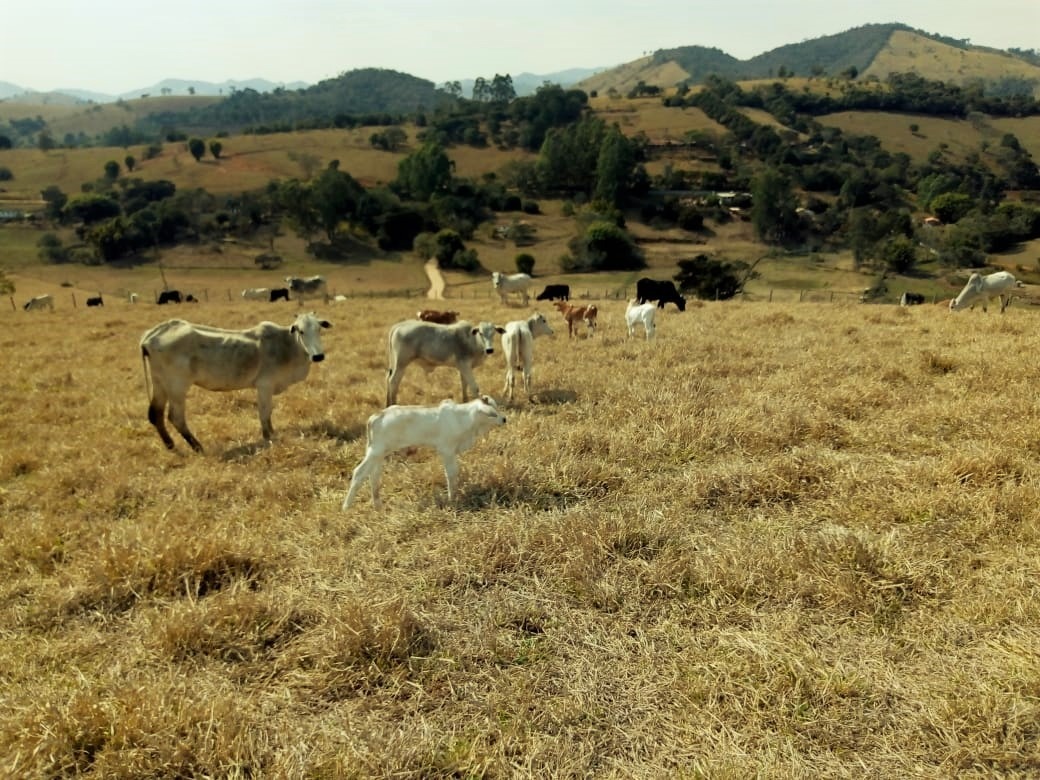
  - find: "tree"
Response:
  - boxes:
[209,140,223,160]
[40,186,68,221]
[515,253,535,275]
[564,220,645,272]
[750,168,798,244]
[929,192,974,224]
[37,130,55,152]
[310,165,364,242]
[124,154,136,172]
[490,74,516,103]
[395,142,453,201]
[879,235,918,273]
[674,254,760,300]
[593,125,636,207]
[37,233,68,263]
[187,138,206,162]
[103,160,120,180]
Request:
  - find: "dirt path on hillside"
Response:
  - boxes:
[424,259,445,299]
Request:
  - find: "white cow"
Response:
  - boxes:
[140,312,331,452]
[625,299,657,340]
[492,272,534,305]
[285,275,329,304]
[23,294,54,311]
[949,271,1022,313]
[501,312,554,401]
[342,396,507,510]
[386,319,504,407]
[241,287,270,301]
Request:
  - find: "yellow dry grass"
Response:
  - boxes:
[3,294,1040,776]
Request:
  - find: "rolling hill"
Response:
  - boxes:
[578,23,1040,97]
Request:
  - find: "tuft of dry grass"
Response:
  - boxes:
[3,296,1040,776]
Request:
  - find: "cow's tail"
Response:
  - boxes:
[141,343,154,405]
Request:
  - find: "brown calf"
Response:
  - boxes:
[553,301,598,338]
[417,309,460,324]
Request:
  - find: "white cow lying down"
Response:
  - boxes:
[342,396,507,510]
[949,270,1022,313]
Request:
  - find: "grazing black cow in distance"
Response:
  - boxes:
[86,294,104,307]
[636,278,687,311]
[157,290,182,305]
[900,292,926,306]
[536,284,570,302]
[269,288,290,302]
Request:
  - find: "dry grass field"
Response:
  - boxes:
[3,293,1040,777]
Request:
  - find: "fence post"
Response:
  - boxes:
[769,290,774,303]
[71,293,77,308]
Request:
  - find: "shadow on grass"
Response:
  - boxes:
[455,479,587,512]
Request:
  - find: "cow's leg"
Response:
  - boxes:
[166,390,203,453]
[386,365,405,407]
[522,361,532,394]
[458,363,479,402]
[257,384,275,440]
[503,366,514,400]
[440,453,461,503]
[1000,294,1010,313]
[343,451,383,509]
[146,384,176,450]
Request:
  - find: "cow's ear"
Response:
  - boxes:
[320,320,331,329]
[495,326,506,334]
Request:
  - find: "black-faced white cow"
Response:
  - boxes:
[342,396,507,510]
[625,298,657,340]
[242,287,270,301]
[139,312,331,452]
[285,275,329,304]
[536,284,570,302]
[492,272,533,305]
[23,294,54,312]
[950,271,1022,313]
[86,294,104,307]
[900,292,926,306]
[386,319,504,407]
[157,290,182,305]
[501,312,554,401]
[636,278,687,311]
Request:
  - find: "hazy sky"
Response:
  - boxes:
[5,0,1038,94]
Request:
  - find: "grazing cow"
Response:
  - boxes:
[23,294,54,312]
[636,278,687,311]
[241,287,270,301]
[536,284,570,302]
[342,395,507,511]
[386,319,504,407]
[501,312,554,401]
[86,294,104,307]
[949,271,1022,313]
[625,299,657,340]
[157,290,182,305]
[553,301,598,338]
[285,275,329,304]
[492,272,534,305]
[900,292,926,307]
[139,312,332,452]
[269,288,290,302]
[417,309,460,324]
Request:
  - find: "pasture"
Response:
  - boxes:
[2,295,1040,776]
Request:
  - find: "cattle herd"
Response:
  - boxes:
[15,267,1024,508]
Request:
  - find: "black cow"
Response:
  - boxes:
[900,292,926,306]
[536,284,570,302]
[269,287,290,302]
[157,290,182,305]
[86,295,104,307]
[636,278,686,311]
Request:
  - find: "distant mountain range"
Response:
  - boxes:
[0,68,606,106]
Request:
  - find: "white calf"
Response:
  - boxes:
[23,294,54,312]
[502,312,554,401]
[342,396,507,510]
[949,271,1022,313]
[625,299,657,339]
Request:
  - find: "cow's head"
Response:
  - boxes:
[476,395,507,426]
[472,321,505,354]
[491,272,502,289]
[676,295,687,312]
[292,312,332,362]
[530,312,554,338]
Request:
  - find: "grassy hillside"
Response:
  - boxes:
[865,30,1040,96]
[0,95,222,139]
[3,298,1040,775]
